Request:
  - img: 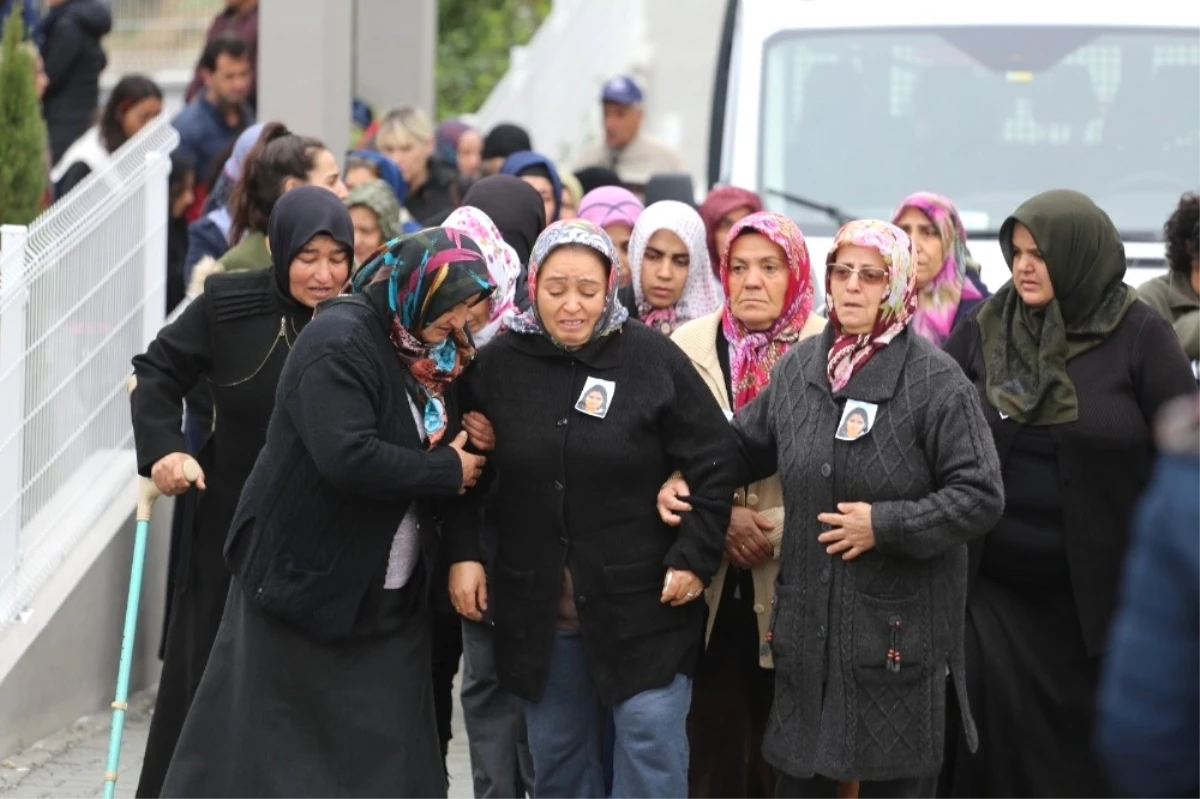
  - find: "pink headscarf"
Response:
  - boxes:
[577,186,644,230]
[444,206,521,346]
[699,185,763,277]
[720,212,814,410]
[891,191,984,346]
[826,220,917,393]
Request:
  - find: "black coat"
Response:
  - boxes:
[405,158,465,226]
[225,294,465,643]
[40,0,111,164]
[445,321,738,705]
[944,300,1198,655]
[129,268,309,797]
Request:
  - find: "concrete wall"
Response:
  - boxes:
[0,484,171,757]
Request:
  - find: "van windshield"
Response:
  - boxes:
[759,27,1200,237]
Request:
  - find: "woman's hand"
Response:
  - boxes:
[727,507,774,569]
[449,561,489,621]
[462,411,496,452]
[150,452,206,496]
[816,502,875,561]
[448,431,486,494]
[660,568,704,607]
[656,476,692,526]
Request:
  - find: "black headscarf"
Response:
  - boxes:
[267,186,355,317]
[643,173,696,207]
[462,175,546,265]
[482,123,533,161]
[575,166,622,195]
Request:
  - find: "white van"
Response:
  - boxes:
[708,0,1200,295]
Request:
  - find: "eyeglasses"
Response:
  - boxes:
[828,264,888,287]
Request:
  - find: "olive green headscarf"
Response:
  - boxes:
[978,189,1136,426]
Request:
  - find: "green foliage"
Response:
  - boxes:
[0,4,48,226]
[436,0,551,119]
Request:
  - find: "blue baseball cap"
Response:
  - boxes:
[601,75,644,106]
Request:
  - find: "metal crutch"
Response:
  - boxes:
[104,376,200,799]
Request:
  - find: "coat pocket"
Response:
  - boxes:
[767,582,805,661]
[603,558,683,640]
[852,593,931,765]
[492,556,543,641]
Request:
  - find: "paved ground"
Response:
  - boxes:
[0,678,474,799]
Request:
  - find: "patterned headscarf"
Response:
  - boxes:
[720,212,814,409]
[826,220,917,393]
[577,186,644,230]
[508,218,629,346]
[444,206,521,347]
[629,200,723,335]
[891,192,983,346]
[352,229,495,445]
[699,185,763,277]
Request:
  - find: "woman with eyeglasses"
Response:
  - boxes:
[659,220,1004,798]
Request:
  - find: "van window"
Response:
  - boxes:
[759,27,1200,236]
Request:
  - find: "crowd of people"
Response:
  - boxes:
[5,1,1199,798]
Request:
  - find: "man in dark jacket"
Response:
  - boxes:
[186,0,258,112]
[38,0,111,164]
[172,34,254,218]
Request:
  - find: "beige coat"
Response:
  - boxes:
[671,309,826,667]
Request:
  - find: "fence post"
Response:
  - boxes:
[0,225,30,619]
[141,152,168,348]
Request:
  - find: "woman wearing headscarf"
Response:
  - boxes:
[443,204,535,799]
[660,220,1005,799]
[344,148,409,206]
[671,212,826,798]
[461,175,549,312]
[130,187,354,798]
[575,165,623,196]
[446,219,738,798]
[345,178,402,266]
[501,150,565,227]
[698,185,763,280]
[629,200,724,335]
[891,192,989,347]
[160,226,495,798]
[939,190,1198,798]
[578,185,645,289]
[480,122,533,177]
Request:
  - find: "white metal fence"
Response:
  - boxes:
[0,115,178,631]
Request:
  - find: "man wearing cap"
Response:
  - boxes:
[574,75,688,188]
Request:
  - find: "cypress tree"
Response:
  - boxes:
[0,3,48,226]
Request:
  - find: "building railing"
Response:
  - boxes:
[0,114,179,632]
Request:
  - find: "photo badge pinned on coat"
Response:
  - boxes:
[836,400,878,442]
[575,377,616,419]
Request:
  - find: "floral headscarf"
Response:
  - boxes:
[508,218,629,346]
[700,185,763,277]
[826,220,917,393]
[444,206,521,346]
[352,229,494,445]
[629,200,723,335]
[720,212,814,409]
[891,191,984,346]
[577,186,644,230]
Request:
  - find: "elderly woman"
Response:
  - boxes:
[160,227,495,798]
[661,220,1005,799]
[629,200,724,335]
[671,212,826,798]
[345,178,402,266]
[130,186,354,798]
[940,189,1198,798]
[891,191,989,347]
[447,219,737,798]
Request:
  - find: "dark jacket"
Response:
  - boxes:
[944,301,1198,656]
[1097,437,1200,799]
[183,212,232,285]
[950,269,990,334]
[445,322,737,705]
[225,294,465,643]
[405,158,465,226]
[172,95,254,189]
[39,0,111,164]
[734,328,1005,782]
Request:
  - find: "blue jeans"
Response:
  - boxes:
[523,631,691,798]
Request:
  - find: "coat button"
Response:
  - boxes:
[817,625,826,640]
[577,595,587,606]
[820,463,832,478]
[820,568,831,585]
[554,480,564,491]
[753,602,765,613]
[556,418,568,427]
[558,536,568,545]
[747,493,759,507]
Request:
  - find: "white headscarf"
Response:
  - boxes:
[444,206,522,346]
[629,200,724,334]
